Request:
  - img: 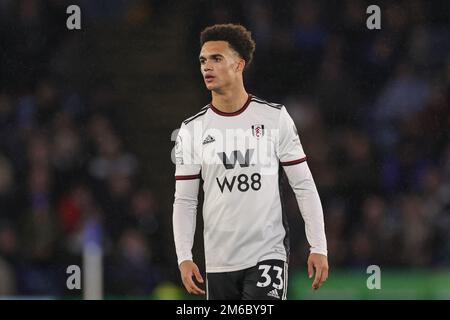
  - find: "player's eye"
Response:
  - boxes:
[214,57,221,62]
[199,59,205,64]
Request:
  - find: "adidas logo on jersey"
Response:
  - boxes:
[203,135,215,145]
[267,288,280,299]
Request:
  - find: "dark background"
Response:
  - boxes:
[0,0,449,299]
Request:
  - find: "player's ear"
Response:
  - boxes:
[236,59,245,72]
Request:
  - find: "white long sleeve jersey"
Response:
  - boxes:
[173,95,327,273]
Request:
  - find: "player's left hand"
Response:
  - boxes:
[307,253,329,290]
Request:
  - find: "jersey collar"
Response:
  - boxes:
[209,94,252,117]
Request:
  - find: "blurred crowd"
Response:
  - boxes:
[0,0,168,297]
[0,0,449,298]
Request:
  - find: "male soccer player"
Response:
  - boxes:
[172,24,328,300]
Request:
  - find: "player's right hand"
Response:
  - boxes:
[179,260,205,295]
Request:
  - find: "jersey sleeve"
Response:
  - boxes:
[174,123,201,180]
[173,178,200,265]
[283,162,328,256]
[278,106,307,166]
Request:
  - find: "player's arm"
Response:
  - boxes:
[282,162,329,290]
[172,123,205,295]
[278,107,329,290]
[173,178,205,295]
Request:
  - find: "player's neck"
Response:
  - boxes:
[211,87,249,113]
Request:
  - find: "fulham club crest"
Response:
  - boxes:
[252,124,265,138]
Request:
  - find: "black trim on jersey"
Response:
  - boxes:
[251,96,283,110]
[280,157,307,166]
[278,166,290,262]
[175,174,201,180]
[183,107,209,125]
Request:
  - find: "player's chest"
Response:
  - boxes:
[198,120,278,166]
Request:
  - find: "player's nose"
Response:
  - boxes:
[203,62,213,72]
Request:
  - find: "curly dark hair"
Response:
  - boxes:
[200,24,256,69]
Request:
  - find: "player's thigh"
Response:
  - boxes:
[206,270,244,300]
[242,259,288,300]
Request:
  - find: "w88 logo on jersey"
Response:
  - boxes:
[216,173,261,193]
[216,149,262,193]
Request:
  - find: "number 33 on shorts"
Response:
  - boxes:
[250,260,287,300]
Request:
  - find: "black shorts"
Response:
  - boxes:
[206,259,288,300]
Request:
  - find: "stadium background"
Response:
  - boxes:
[0,0,449,299]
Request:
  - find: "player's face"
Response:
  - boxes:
[199,41,244,92]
